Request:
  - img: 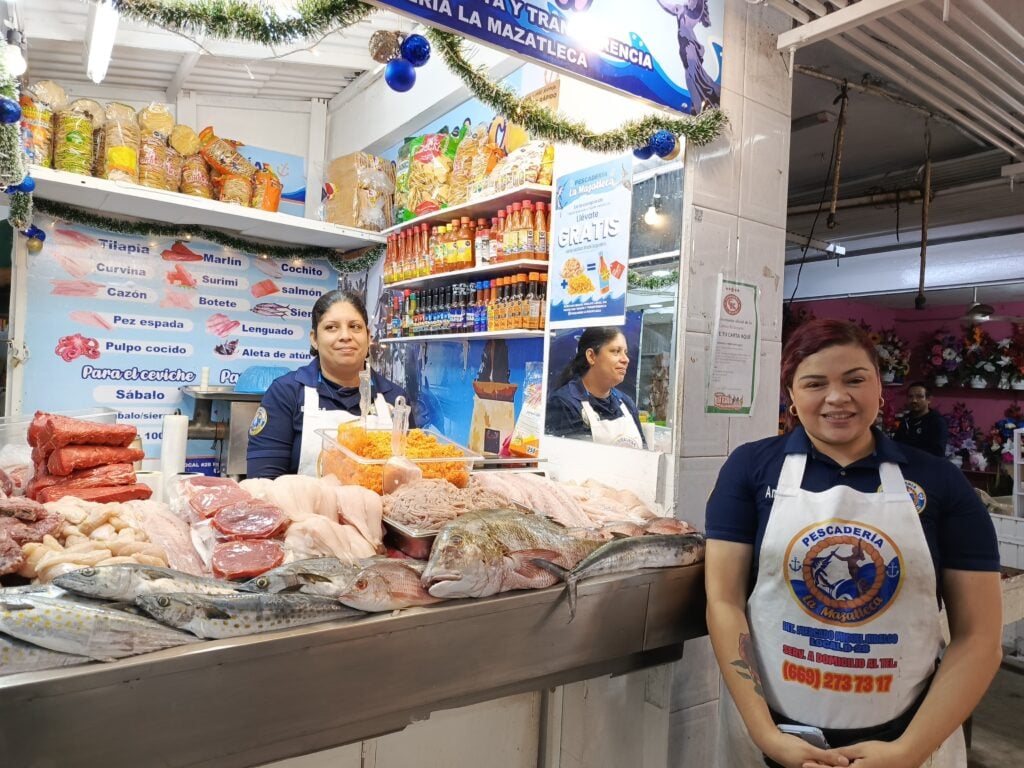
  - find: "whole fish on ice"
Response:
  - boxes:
[136,592,365,639]
[535,533,706,619]
[0,592,197,661]
[55,564,245,602]
[421,509,602,599]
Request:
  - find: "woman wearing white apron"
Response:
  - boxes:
[546,326,645,449]
[705,319,1001,768]
[246,289,409,479]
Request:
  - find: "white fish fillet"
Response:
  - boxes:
[253,258,284,279]
[57,253,93,279]
[50,280,102,297]
[284,516,374,563]
[69,310,114,331]
[161,290,194,310]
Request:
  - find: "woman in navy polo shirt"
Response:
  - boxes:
[546,326,645,449]
[705,319,1000,768]
[246,289,410,479]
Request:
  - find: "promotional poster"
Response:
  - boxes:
[549,157,632,329]
[20,216,336,458]
[371,0,724,114]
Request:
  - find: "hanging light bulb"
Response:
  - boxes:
[4,30,27,77]
[643,174,664,227]
[86,0,120,84]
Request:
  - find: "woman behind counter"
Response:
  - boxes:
[246,289,411,479]
[546,326,645,449]
[705,319,1001,768]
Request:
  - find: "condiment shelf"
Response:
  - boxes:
[382,184,553,234]
[28,166,386,251]
[379,330,546,344]
[386,259,549,290]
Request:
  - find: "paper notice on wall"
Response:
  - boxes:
[706,276,759,416]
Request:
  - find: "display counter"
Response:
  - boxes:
[0,564,706,768]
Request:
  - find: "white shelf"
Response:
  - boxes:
[383,184,553,235]
[29,166,385,251]
[386,259,550,290]
[379,330,546,344]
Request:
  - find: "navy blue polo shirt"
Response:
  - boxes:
[546,376,646,447]
[706,426,999,587]
[246,359,411,478]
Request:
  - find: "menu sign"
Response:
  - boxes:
[19,216,336,457]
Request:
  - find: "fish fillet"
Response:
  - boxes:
[50,280,103,297]
[69,311,114,330]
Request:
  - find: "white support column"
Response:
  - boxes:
[306,98,328,220]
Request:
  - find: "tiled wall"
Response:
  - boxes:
[669,1,795,764]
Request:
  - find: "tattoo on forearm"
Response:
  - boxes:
[731,632,764,698]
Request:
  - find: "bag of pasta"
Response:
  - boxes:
[138,135,168,189]
[484,141,551,195]
[180,154,212,198]
[393,135,420,224]
[448,123,485,206]
[219,173,252,206]
[138,103,174,141]
[164,146,183,192]
[53,107,94,175]
[198,126,257,177]
[406,132,461,217]
[103,112,140,184]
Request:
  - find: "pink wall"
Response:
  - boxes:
[790,299,1024,431]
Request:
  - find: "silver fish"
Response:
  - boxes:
[339,560,442,612]
[536,533,706,619]
[0,633,92,676]
[135,592,365,639]
[55,564,243,602]
[0,593,198,661]
[421,509,603,599]
[242,557,362,597]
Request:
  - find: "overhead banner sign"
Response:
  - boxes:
[18,216,336,458]
[368,0,723,115]
[548,157,631,329]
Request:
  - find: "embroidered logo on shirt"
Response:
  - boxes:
[875,480,926,514]
[248,406,268,436]
[786,520,903,626]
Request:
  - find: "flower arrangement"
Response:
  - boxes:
[921,329,962,386]
[1011,324,1024,384]
[986,403,1024,466]
[960,325,998,387]
[874,328,911,381]
[944,402,979,462]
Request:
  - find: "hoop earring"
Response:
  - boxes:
[788,404,798,416]
[879,397,885,409]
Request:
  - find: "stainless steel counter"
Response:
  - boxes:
[0,565,706,768]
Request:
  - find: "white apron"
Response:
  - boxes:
[296,387,393,476]
[581,400,643,449]
[716,453,964,768]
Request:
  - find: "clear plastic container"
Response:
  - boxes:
[316,427,480,495]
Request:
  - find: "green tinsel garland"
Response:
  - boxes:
[110,2,727,152]
[34,198,382,274]
[628,269,679,291]
[427,30,727,150]
[0,34,32,228]
[110,0,374,46]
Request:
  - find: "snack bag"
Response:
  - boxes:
[164,146,183,192]
[406,131,461,217]
[448,123,485,206]
[393,135,421,223]
[138,103,174,141]
[180,154,212,198]
[508,362,544,459]
[219,173,252,206]
[169,124,201,156]
[485,141,551,195]
[103,108,140,183]
[250,163,282,212]
[138,135,168,189]
[467,138,506,201]
[53,108,93,175]
[20,94,54,167]
[198,126,257,177]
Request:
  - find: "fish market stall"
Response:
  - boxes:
[0,564,705,768]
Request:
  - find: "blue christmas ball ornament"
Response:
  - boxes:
[384,58,417,92]
[15,176,35,193]
[24,225,45,241]
[0,97,21,124]
[633,144,654,160]
[650,130,676,158]
[400,34,431,67]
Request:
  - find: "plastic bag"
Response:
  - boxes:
[219,173,252,206]
[20,94,53,167]
[393,136,420,224]
[164,146,183,192]
[405,132,461,217]
[180,154,212,198]
[485,141,551,195]
[138,103,174,140]
[508,361,544,458]
[198,126,257,177]
[449,123,485,206]
[138,135,167,189]
[250,163,282,212]
[467,138,506,201]
[53,108,94,175]
[169,124,201,156]
[104,117,140,183]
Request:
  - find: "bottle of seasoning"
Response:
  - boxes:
[525,272,539,331]
[474,218,489,268]
[457,217,474,271]
[521,201,535,261]
[534,202,549,261]
[490,212,505,264]
[506,203,522,262]
[538,274,547,329]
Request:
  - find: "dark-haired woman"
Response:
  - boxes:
[246,290,411,479]
[705,319,1001,768]
[545,327,645,448]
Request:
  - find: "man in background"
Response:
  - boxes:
[894,381,948,457]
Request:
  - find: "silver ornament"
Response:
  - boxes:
[369,31,402,64]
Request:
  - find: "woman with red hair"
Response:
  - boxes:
[704,319,1001,768]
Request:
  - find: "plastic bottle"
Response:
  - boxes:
[426,226,438,275]
[474,218,489,268]
[457,217,474,271]
[538,274,547,329]
[490,212,505,264]
[534,202,549,261]
[506,203,522,262]
[525,272,540,331]
[486,279,497,332]
[521,201,535,260]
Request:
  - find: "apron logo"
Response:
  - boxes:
[249,406,268,436]
[786,520,903,626]
[876,480,926,514]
